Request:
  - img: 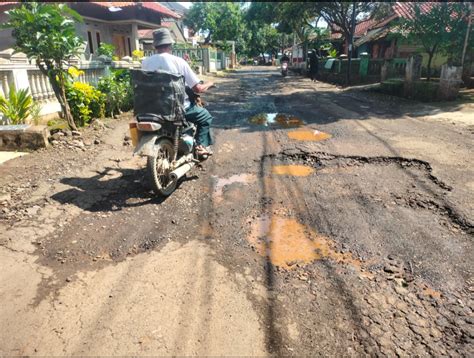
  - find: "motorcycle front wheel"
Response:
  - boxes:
[147,138,177,196]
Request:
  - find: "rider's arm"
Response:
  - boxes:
[192,82,215,93]
[180,58,214,93]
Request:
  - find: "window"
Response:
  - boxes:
[87,31,94,54]
[96,32,101,48]
[127,37,132,57]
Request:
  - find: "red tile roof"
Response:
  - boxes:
[89,2,180,19]
[393,2,437,20]
[354,18,377,37]
[0,1,18,8]
[138,21,174,39]
[0,1,181,19]
[330,18,377,40]
[138,29,155,39]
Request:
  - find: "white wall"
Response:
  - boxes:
[0,13,15,52]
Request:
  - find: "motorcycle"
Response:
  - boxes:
[129,70,214,197]
[281,61,288,77]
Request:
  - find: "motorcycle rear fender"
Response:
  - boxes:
[133,133,159,157]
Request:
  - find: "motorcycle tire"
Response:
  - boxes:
[147,138,177,196]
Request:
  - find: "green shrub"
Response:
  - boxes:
[410,80,440,102]
[97,69,133,117]
[0,83,33,124]
[47,118,68,132]
[30,100,42,125]
[66,81,105,126]
[97,43,115,58]
[380,79,404,97]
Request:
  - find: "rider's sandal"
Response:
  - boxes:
[196,145,213,158]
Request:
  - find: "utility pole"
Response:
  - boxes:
[347,1,357,85]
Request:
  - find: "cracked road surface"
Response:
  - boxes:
[1,66,473,356]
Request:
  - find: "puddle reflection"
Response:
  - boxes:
[249,113,304,128]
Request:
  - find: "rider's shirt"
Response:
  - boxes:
[142,52,200,109]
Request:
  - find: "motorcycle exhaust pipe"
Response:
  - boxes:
[170,162,196,182]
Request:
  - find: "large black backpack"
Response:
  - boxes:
[131,69,186,122]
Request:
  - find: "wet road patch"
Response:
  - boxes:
[249,113,304,128]
[288,130,331,141]
[247,213,364,270]
[213,173,257,202]
[272,165,314,176]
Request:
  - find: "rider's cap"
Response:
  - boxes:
[153,28,175,47]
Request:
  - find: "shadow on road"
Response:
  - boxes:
[51,167,198,212]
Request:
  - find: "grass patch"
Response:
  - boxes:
[47,118,68,133]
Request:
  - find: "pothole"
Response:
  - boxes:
[287,130,332,141]
[246,212,366,272]
[248,113,304,128]
[269,149,472,234]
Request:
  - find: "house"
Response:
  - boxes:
[330,17,378,57]
[69,2,180,59]
[353,2,454,73]
[0,1,180,122]
[327,2,452,73]
[0,1,181,60]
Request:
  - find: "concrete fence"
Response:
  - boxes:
[0,51,140,124]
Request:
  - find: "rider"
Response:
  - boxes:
[142,28,215,156]
[280,52,290,63]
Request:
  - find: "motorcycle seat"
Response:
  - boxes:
[136,113,166,123]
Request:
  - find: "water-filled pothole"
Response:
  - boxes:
[288,130,332,141]
[272,165,314,176]
[247,214,364,270]
[249,113,304,128]
[213,174,257,202]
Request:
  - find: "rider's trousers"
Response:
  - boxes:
[185,104,213,147]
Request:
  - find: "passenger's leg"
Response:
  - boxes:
[185,105,213,147]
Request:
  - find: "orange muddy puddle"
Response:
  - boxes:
[421,287,442,299]
[249,113,304,128]
[288,130,332,141]
[272,165,314,176]
[247,214,364,270]
[213,174,257,202]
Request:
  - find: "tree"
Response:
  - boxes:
[185,2,244,45]
[317,2,376,54]
[2,3,84,130]
[246,22,280,59]
[399,3,457,81]
[246,2,321,61]
[440,3,473,66]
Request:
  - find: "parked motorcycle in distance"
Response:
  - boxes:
[281,61,288,77]
[129,70,214,197]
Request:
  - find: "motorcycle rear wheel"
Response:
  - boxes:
[147,138,177,196]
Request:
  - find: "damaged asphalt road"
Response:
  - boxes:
[0,66,473,356]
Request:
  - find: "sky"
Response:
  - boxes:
[178,2,192,9]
